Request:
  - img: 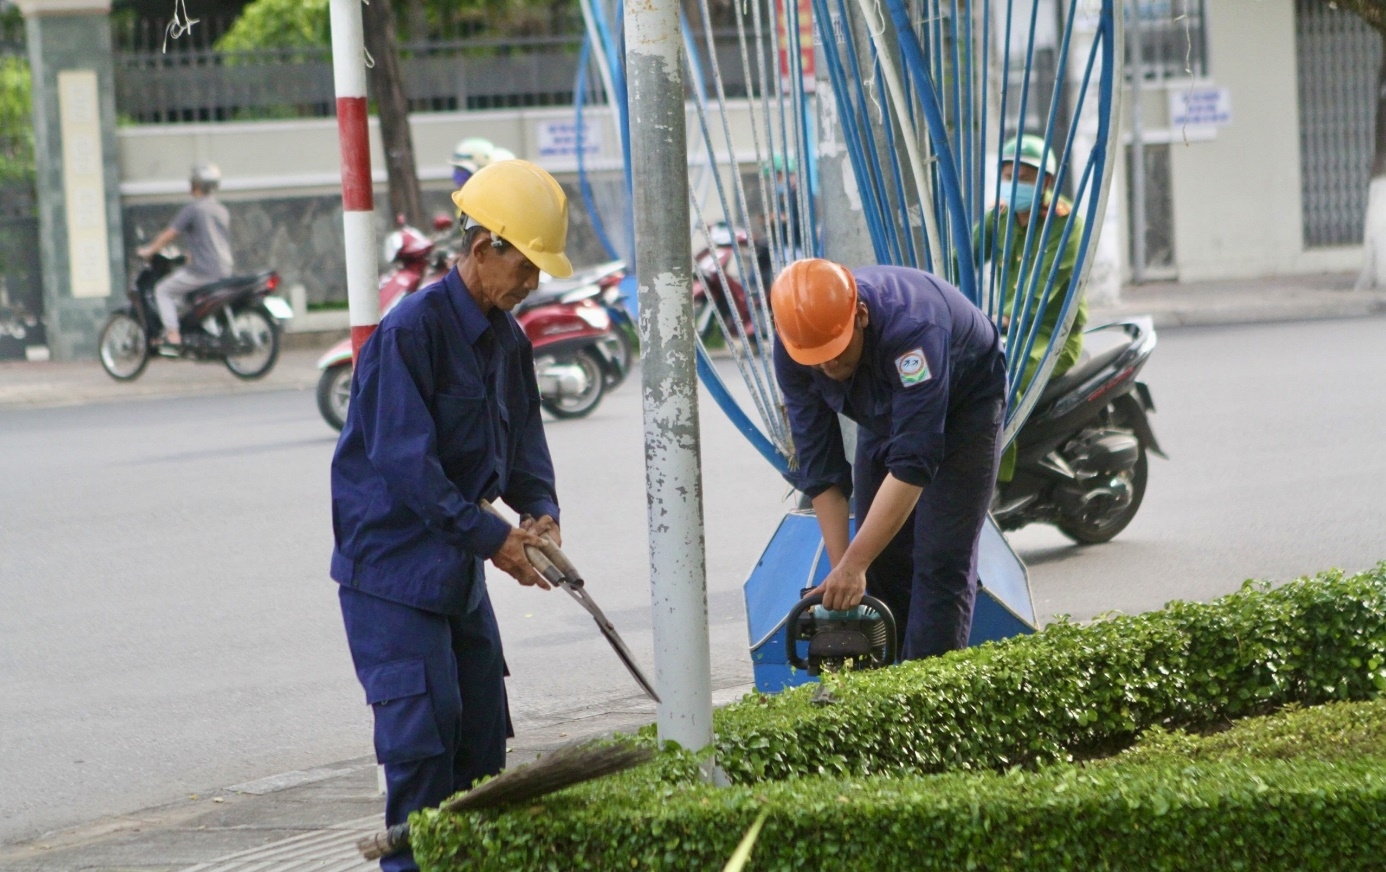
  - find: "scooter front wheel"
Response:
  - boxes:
[317,362,352,431]
[540,349,605,419]
[98,311,150,381]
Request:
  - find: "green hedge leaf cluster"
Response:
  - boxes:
[412,699,1386,871]
[714,565,1386,782]
[411,565,1386,870]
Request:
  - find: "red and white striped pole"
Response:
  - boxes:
[329,0,379,359]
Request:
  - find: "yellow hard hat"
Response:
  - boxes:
[451,159,573,278]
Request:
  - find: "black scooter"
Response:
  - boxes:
[993,317,1165,543]
[98,250,292,382]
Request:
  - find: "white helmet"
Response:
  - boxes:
[488,146,517,163]
[190,161,222,190]
[450,137,494,173]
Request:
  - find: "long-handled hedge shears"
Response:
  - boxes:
[481,500,660,703]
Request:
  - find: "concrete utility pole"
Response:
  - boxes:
[624,0,713,753]
[328,0,380,357]
[17,0,126,360]
[815,8,874,268]
[1126,0,1147,285]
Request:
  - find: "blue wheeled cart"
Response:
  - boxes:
[744,511,1036,694]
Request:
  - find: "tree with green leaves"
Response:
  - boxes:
[221,0,424,226]
[1324,0,1386,289]
[0,55,32,187]
[218,0,576,228]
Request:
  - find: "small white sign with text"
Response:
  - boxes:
[1169,86,1232,130]
[536,120,602,159]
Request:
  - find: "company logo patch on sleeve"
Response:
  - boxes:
[895,348,932,387]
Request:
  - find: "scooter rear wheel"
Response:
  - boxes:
[540,349,605,419]
[225,307,281,380]
[1056,446,1148,544]
[317,362,352,431]
[98,311,150,381]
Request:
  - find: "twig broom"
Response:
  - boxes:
[357,739,654,860]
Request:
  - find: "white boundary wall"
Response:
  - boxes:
[116,101,762,216]
[1117,0,1363,283]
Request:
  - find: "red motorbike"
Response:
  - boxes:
[692,223,760,344]
[514,262,631,419]
[316,236,632,429]
[315,223,449,429]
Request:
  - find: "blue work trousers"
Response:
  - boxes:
[339,585,511,872]
[854,391,1005,660]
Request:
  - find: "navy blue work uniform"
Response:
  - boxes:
[329,267,559,872]
[775,265,1006,659]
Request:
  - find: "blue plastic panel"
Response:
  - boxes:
[744,511,1035,693]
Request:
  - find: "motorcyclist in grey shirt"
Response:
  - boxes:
[135,162,233,350]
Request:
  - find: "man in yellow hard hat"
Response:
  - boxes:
[329,159,573,872]
[772,260,1007,659]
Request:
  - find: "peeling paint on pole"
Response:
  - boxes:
[626,0,714,754]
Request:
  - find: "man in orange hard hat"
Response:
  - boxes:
[771,260,1007,659]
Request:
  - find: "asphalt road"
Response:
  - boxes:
[2,316,1384,845]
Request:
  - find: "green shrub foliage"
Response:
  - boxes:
[715,565,1386,781]
[411,566,1386,870]
[413,699,1386,871]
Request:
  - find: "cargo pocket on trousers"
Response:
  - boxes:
[359,658,445,764]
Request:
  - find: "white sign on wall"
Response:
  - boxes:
[536,120,602,159]
[1169,86,1232,129]
[58,69,111,300]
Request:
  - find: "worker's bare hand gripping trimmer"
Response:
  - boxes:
[481,500,660,703]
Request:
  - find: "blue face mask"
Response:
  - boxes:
[1000,181,1037,214]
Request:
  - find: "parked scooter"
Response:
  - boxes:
[992,317,1165,543]
[692,224,760,343]
[99,249,291,381]
[527,259,636,388]
[316,247,633,430]
[514,267,631,419]
[316,223,450,430]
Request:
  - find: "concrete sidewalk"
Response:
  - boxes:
[1091,271,1385,328]
[2,271,1384,871]
[0,685,751,872]
[0,344,335,410]
[2,272,1383,412]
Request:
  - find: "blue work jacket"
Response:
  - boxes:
[330,267,560,615]
[774,265,1002,498]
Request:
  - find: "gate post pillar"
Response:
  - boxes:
[18,0,125,360]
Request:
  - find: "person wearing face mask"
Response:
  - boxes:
[329,159,573,872]
[975,133,1087,482]
[449,137,494,189]
[771,259,1007,659]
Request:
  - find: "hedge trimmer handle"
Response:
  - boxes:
[784,590,898,673]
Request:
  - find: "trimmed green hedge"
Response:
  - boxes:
[413,699,1386,871]
[411,565,1386,870]
[715,565,1386,782]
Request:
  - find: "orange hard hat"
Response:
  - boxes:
[770,259,859,365]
